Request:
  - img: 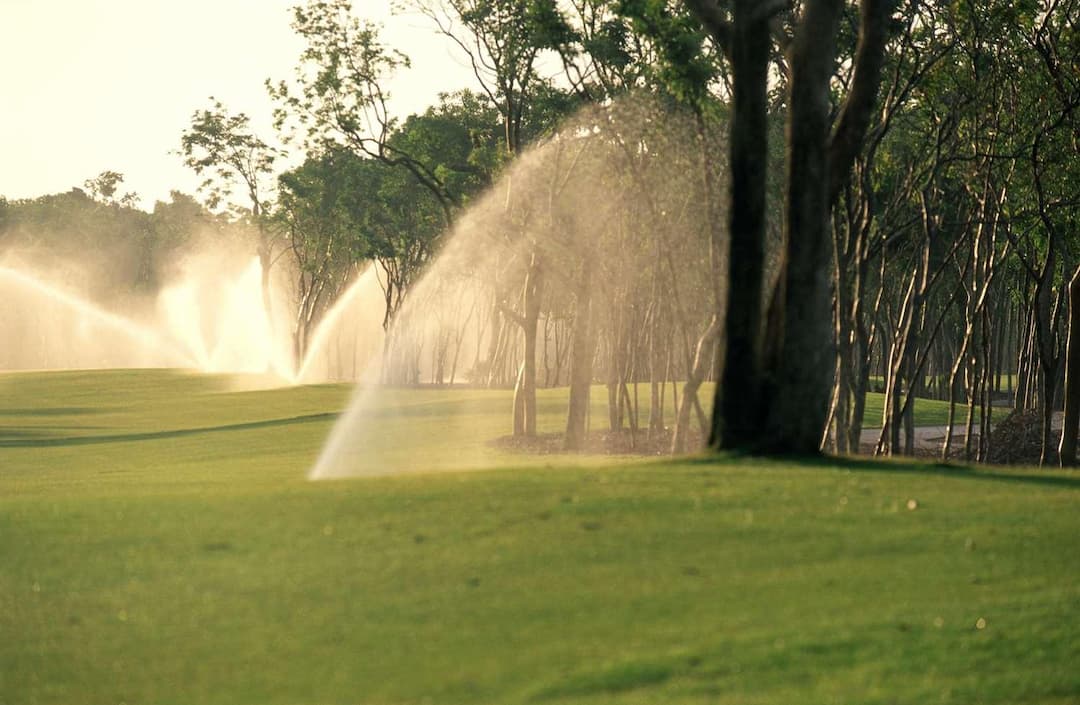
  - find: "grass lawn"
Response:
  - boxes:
[859,392,957,428]
[1,369,1077,704]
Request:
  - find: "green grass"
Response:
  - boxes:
[1,369,1077,704]
[859,390,956,428]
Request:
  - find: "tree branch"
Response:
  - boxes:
[683,0,732,55]
[827,0,895,205]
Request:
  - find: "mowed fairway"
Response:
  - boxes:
[0,370,1077,704]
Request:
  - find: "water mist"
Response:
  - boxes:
[0,247,386,384]
[309,96,728,479]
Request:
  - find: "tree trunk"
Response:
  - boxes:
[1035,247,1060,466]
[708,0,771,451]
[511,252,544,437]
[762,0,845,454]
[565,260,594,451]
[674,316,721,454]
[1059,264,1080,466]
[258,237,275,371]
[512,364,526,436]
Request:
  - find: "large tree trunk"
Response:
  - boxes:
[708,0,770,451]
[689,0,892,455]
[761,0,844,454]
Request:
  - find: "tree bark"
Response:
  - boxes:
[674,316,721,454]
[565,259,594,451]
[761,0,845,454]
[1059,264,1080,466]
[708,0,770,451]
[512,252,544,437]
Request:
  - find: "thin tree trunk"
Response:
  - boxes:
[1059,264,1080,466]
[565,260,594,451]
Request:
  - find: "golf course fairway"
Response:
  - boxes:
[1,369,1076,704]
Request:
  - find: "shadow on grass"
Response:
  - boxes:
[0,426,107,441]
[0,407,105,417]
[0,412,339,448]
[682,451,1080,491]
[530,659,676,700]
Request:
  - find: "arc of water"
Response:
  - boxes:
[0,265,198,368]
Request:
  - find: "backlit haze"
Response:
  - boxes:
[1,0,474,209]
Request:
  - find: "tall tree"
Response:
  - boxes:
[686,0,895,455]
[179,99,281,332]
[269,0,461,223]
[414,0,576,436]
[415,0,576,157]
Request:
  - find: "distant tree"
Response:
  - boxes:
[179,98,281,328]
[389,90,504,203]
[269,0,460,223]
[275,151,368,365]
[414,0,576,157]
[0,188,155,297]
[148,191,222,270]
[83,170,139,208]
[0,197,10,235]
[412,0,578,436]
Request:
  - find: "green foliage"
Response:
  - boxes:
[390,90,504,200]
[614,0,721,108]
[271,0,408,149]
[270,0,464,215]
[454,0,576,52]
[83,170,138,208]
[416,0,579,155]
[0,188,226,297]
[276,149,370,269]
[178,99,279,218]
[272,87,507,334]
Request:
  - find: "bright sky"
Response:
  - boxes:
[1,1,474,209]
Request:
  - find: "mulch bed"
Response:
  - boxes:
[986,410,1059,465]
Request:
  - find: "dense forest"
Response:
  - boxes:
[2,0,1077,466]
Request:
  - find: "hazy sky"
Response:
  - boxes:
[1,1,474,209]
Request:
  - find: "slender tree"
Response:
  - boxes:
[179,99,281,331]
